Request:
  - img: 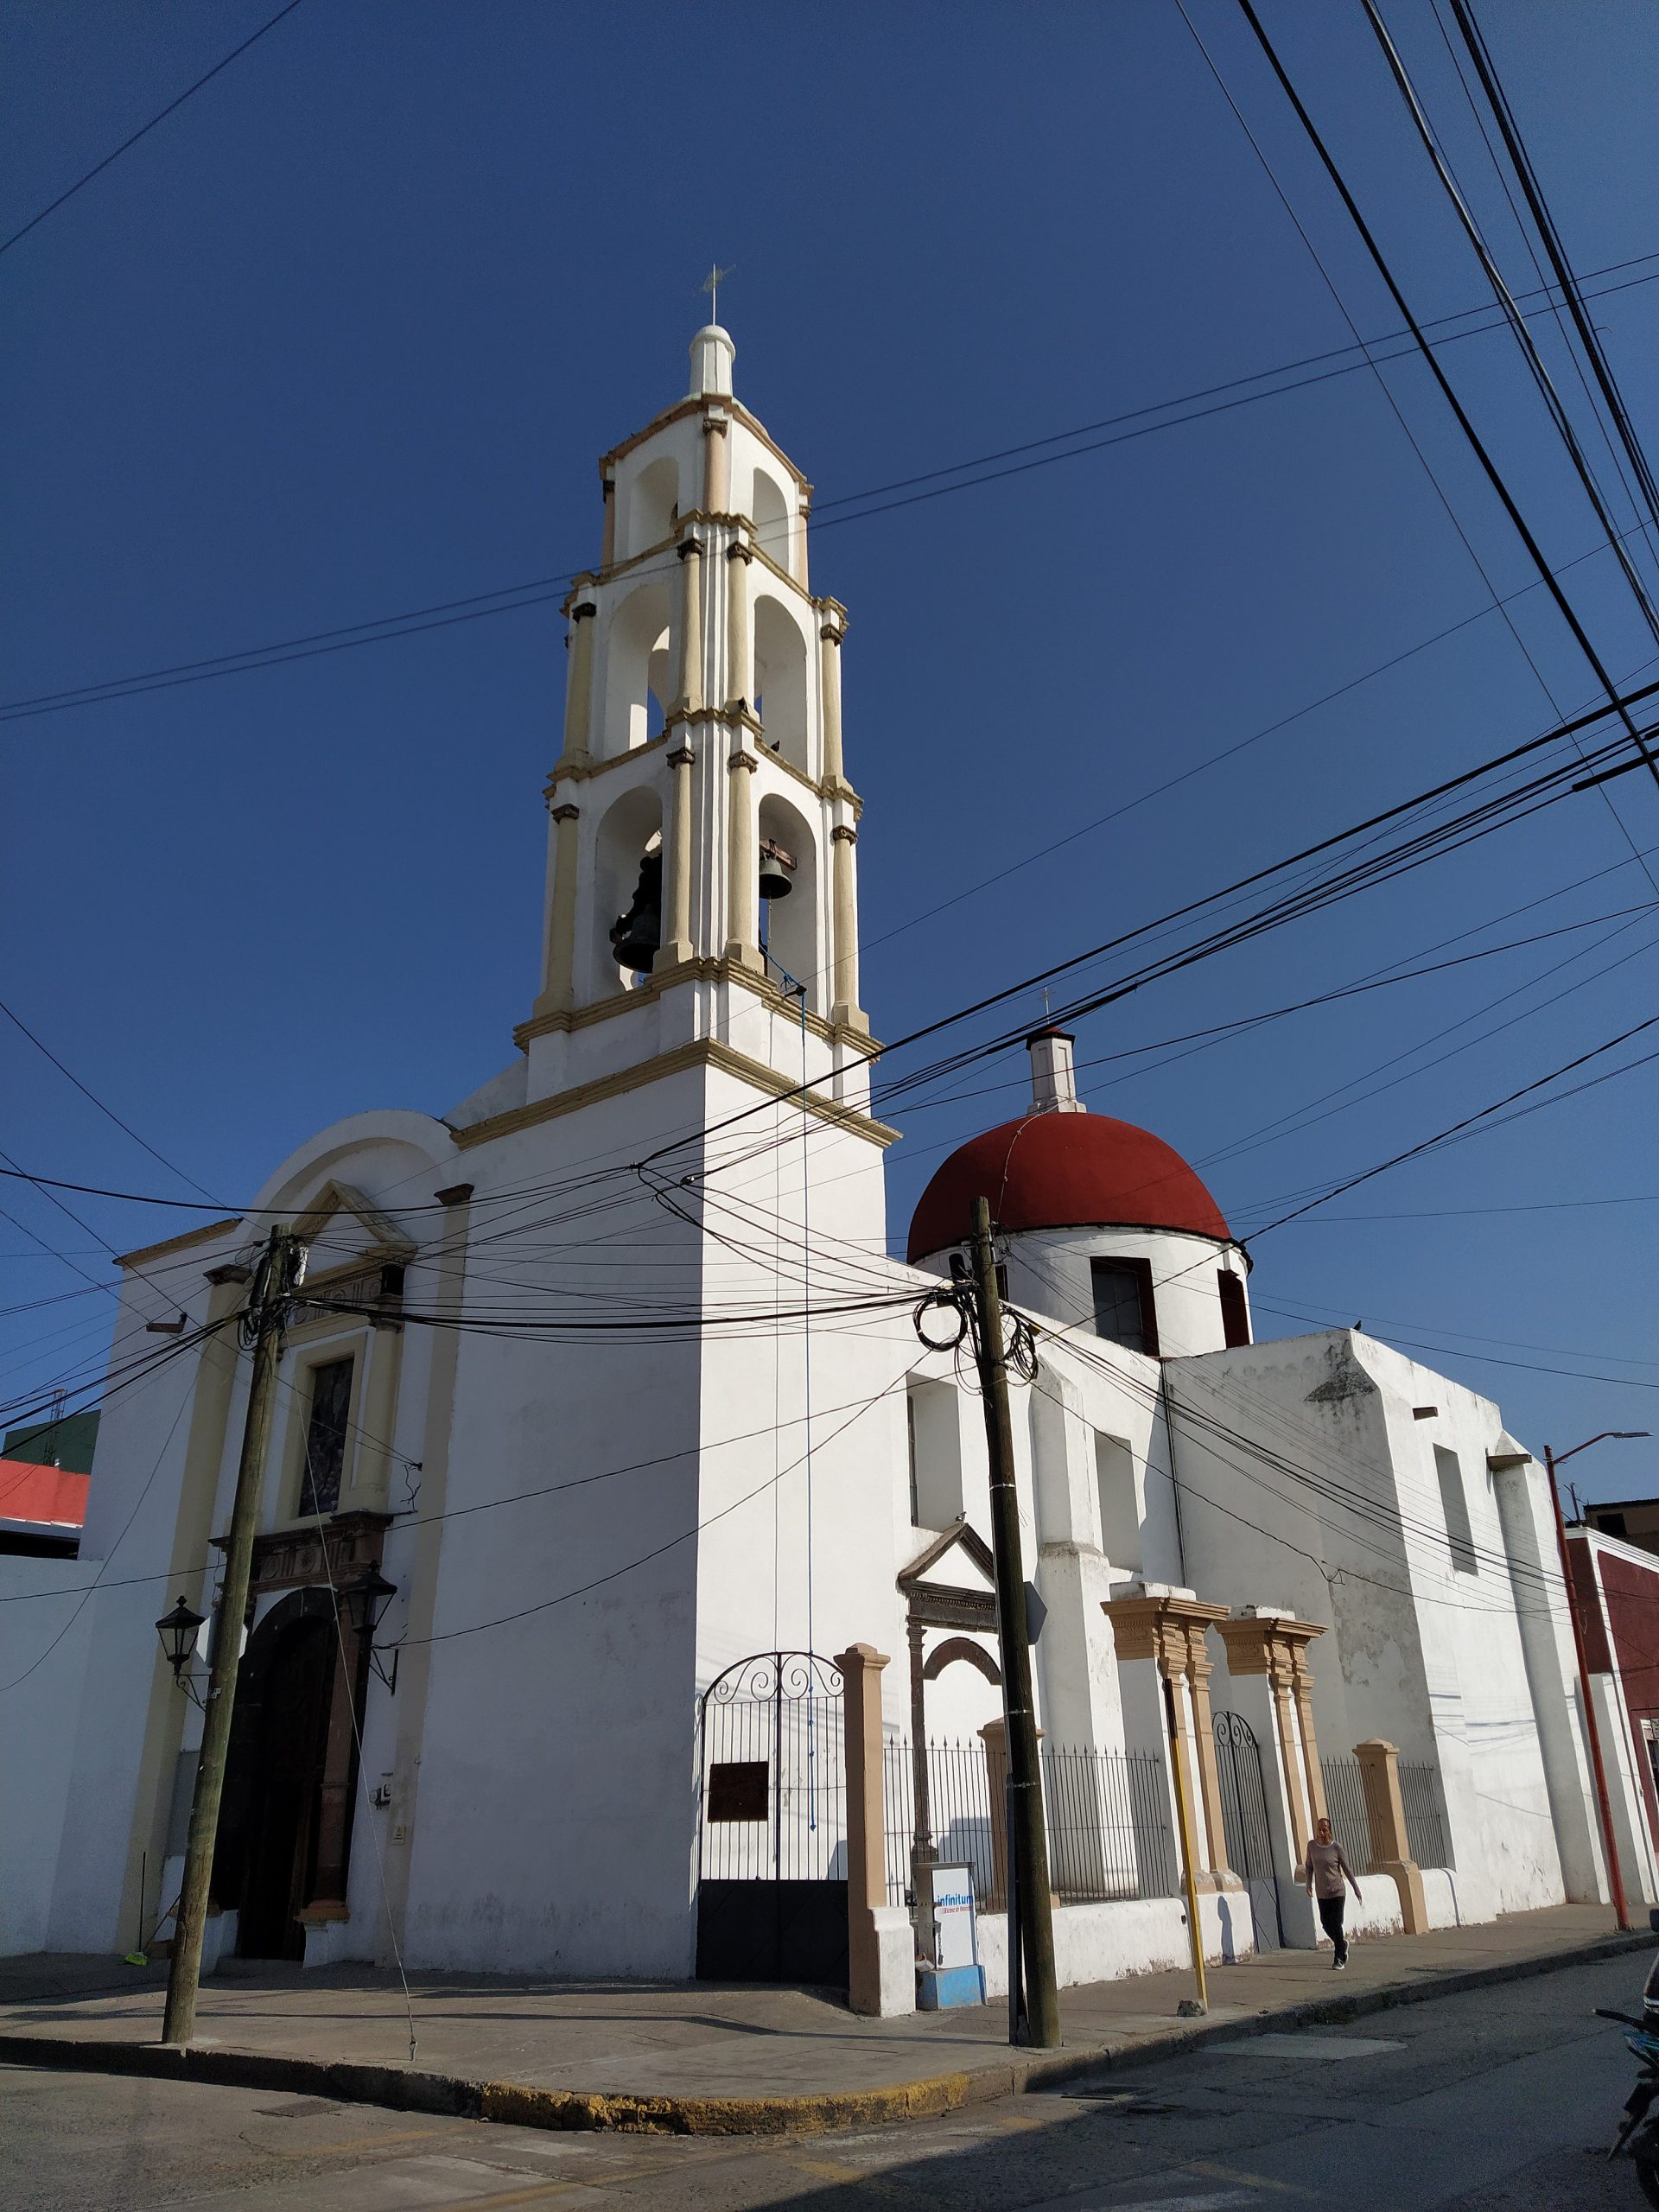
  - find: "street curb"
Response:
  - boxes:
[0,1929,1649,2137]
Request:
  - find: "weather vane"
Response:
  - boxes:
[701,262,734,325]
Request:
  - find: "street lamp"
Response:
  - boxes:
[340,1562,399,1693]
[155,1597,206,1707]
[1546,1430,1652,1935]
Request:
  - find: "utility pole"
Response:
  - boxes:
[162,1226,301,2046]
[968,1196,1060,2049]
[1545,1443,1632,1933]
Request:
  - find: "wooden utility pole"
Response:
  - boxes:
[967,1196,1060,2049]
[162,1227,300,2046]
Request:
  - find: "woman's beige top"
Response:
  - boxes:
[1305,1837,1356,1898]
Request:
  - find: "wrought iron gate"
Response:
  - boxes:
[694,1652,849,1987]
[1212,1711,1284,1953]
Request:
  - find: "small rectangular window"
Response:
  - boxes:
[1090,1257,1158,1356]
[1217,1269,1249,1349]
[1094,1432,1142,1572]
[1434,1445,1478,1575]
[299,1357,353,1518]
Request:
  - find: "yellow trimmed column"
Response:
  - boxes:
[1183,1624,1235,1888]
[558,596,597,768]
[702,407,730,511]
[672,537,704,718]
[725,538,753,711]
[830,823,868,1035]
[836,1642,890,2016]
[1215,1611,1325,1877]
[724,745,760,969]
[818,604,848,785]
[1102,1590,1235,1887]
[1292,1646,1327,1826]
[662,742,696,969]
[535,801,582,1015]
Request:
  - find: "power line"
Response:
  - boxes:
[1233,0,1659,793]
[10,257,1659,725]
[0,0,307,258]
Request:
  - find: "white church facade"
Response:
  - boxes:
[0,326,1623,2009]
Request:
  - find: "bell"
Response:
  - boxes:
[759,837,795,902]
[609,850,663,974]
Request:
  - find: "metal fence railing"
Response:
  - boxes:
[882,1738,1175,1912]
[1319,1754,1451,1872]
[1400,1762,1450,1869]
[1319,1756,1371,1871]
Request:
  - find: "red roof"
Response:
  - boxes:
[0,1459,89,1530]
[906,1112,1231,1262]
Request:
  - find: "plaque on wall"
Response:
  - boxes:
[706,1760,769,1823]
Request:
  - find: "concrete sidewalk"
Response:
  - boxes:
[0,1904,1646,2135]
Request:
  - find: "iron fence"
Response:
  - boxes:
[1400,1761,1450,1869]
[882,1738,1174,1911]
[1319,1754,1450,1872]
[1319,1756,1371,1871]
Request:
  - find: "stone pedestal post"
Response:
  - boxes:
[660,743,696,969]
[534,802,582,1016]
[1355,1738,1428,1934]
[725,539,753,712]
[837,1643,890,2016]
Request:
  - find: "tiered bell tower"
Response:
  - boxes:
[516,324,877,1128]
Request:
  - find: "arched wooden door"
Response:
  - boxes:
[216,1591,362,1961]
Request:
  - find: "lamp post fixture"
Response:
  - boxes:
[340,1561,400,1693]
[155,1597,207,1708]
[1545,1429,1651,1934]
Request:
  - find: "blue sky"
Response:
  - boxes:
[4,0,1657,1499]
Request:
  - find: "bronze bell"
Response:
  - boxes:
[759,837,796,902]
[609,850,663,974]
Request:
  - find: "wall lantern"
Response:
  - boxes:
[156,1596,207,1707]
[341,1562,400,1693]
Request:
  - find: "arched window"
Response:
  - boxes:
[753,596,810,772]
[591,785,664,997]
[600,580,673,759]
[752,468,791,575]
[626,455,679,557]
[757,792,820,1007]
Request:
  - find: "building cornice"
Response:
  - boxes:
[117,1217,244,1271]
[597,395,811,493]
[512,951,882,1058]
[453,1033,898,1153]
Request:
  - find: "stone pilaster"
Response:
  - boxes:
[661,743,696,969]
[830,823,867,1034]
[818,604,848,787]
[1214,1611,1326,1874]
[1102,1589,1236,1889]
[702,407,730,512]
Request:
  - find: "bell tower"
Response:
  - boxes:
[516,324,877,1126]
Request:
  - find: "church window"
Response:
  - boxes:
[906,1377,963,1530]
[1090,1257,1158,1356]
[1217,1269,1249,1349]
[1434,1446,1478,1575]
[299,1357,353,1518]
[906,1395,921,1527]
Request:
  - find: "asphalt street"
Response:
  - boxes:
[2,1951,1649,2211]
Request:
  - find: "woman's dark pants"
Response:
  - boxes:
[1318,1894,1348,1963]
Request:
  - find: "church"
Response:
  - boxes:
[1,324,1624,2012]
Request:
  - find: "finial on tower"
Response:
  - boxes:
[689,264,736,398]
[1027,1027,1086,1115]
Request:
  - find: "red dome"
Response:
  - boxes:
[906,1112,1231,1263]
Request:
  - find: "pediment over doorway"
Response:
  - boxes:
[899,1516,997,1631]
[290,1179,417,1269]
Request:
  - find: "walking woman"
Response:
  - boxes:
[1304,1815,1362,1969]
